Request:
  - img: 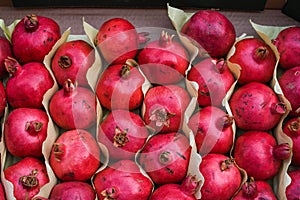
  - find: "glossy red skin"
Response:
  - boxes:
[286,169,300,199]
[229,82,283,131]
[49,85,97,130]
[0,36,13,79]
[6,62,54,108]
[4,107,48,158]
[279,66,300,116]
[143,84,191,133]
[51,40,95,86]
[233,131,281,180]
[150,183,196,200]
[181,10,236,58]
[49,181,96,200]
[200,153,242,200]
[188,106,233,155]
[138,35,189,85]
[0,182,6,200]
[233,180,277,200]
[4,157,49,200]
[50,129,101,181]
[229,38,276,85]
[98,109,149,160]
[93,160,153,200]
[139,132,191,185]
[11,15,61,64]
[187,58,234,107]
[95,18,139,64]
[96,63,144,110]
[0,81,6,118]
[283,117,300,166]
[273,26,300,69]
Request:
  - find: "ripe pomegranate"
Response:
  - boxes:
[187,58,235,107]
[232,177,277,200]
[150,175,199,200]
[200,153,242,200]
[49,129,101,181]
[138,31,189,85]
[4,157,49,200]
[0,181,5,200]
[286,169,300,200]
[229,82,286,131]
[283,117,300,166]
[11,14,61,64]
[93,159,153,200]
[272,26,300,69]
[5,57,54,108]
[98,109,149,160]
[49,79,97,130]
[143,84,191,133]
[96,60,144,110]
[49,181,96,200]
[51,39,95,87]
[94,17,147,64]
[0,81,6,118]
[188,106,234,155]
[278,66,300,116]
[139,132,191,185]
[233,131,291,180]
[0,36,13,79]
[4,107,48,158]
[181,9,236,58]
[229,38,276,85]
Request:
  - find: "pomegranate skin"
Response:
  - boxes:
[200,153,242,200]
[188,106,234,155]
[286,169,300,200]
[51,39,95,87]
[181,10,236,58]
[229,38,276,85]
[278,66,300,116]
[4,107,48,158]
[49,181,96,200]
[93,159,153,200]
[49,129,101,181]
[0,181,5,200]
[229,82,285,131]
[0,36,13,79]
[11,14,61,64]
[4,157,49,200]
[0,81,6,118]
[139,132,191,185]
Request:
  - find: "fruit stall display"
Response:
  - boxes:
[0,4,299,199]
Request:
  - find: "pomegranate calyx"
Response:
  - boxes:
[25,121,43,133]
[216,114,234,130]
[288,118,300,133]
[24,14,39,32]
[215,58,227,74]
[254,46,269,61]
[273,143,291,160]
[19,169,39,188]
[242,177,258,198]
[53,143,65,161]
[4,56,22,76]
[159,151,173,165]
[271,102,286,115]
[180,175,200,195]
[138,31,150,44]
[58,55,72,69]
[120,64,131,78]
[220,158,234,171]
[63,79,77,96]
[113,126,129,147]
[150,108,176,127]
[159,31,175,48]
[101,187,118,200]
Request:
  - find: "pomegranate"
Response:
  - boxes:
[150,175,199,200]
[272,26,300,69]
[138,132,191,185]
[283,117,300,166]
[49,181,96,200]
[4,57,54,108]
[94,17,147,64]
[187,58,235,107]
[0,81,6,118]
[11,14,61,64]
[0,36,13,79]
[229,38,277,85]
[278,66,300,116]
[0,181,5,200]
[138,31,189,85]
[232,177,277,200]
[4,107,48,158]
[96,60,144,110]
[98,109,149,160]
[49,79,97,130]
[49,129,101,181]
[93,159,153,200]
[286,169,300,200]
[188,106,234,155]
[51,39,95,87]
[233,131,291,180]
[4,157,49,200]
[200,153,242,200]
[229,82,286,131]
[181,9,236,58]
[143,84,191,133]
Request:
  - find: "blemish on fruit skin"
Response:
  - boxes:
[165,167,174,174]
[176,152,186,160]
